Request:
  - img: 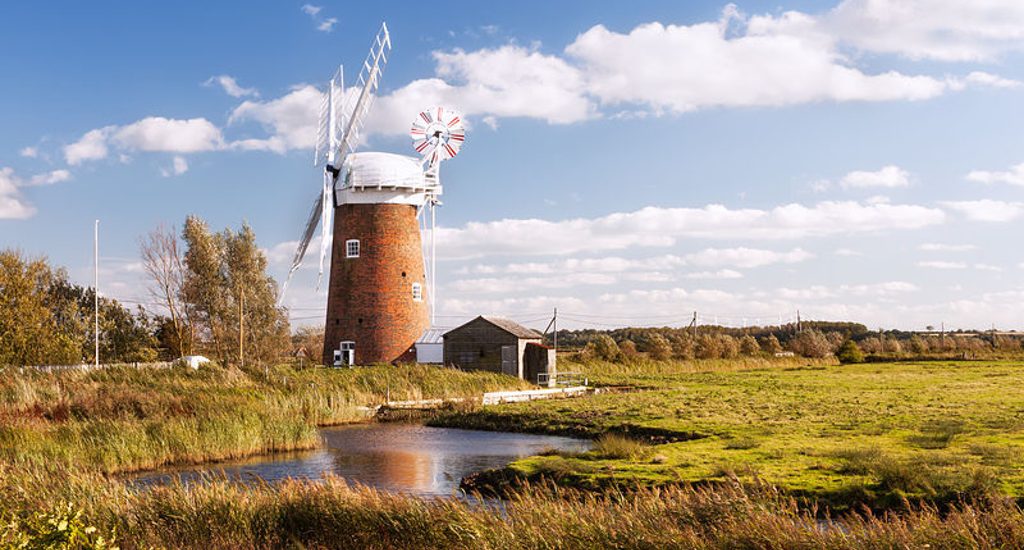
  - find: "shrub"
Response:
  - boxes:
[586,335,620,361]
[836,340,865,364]
[759,334,783,354]
[695,334,722,359]
[592,433,651,460]
[645,334,673,361]
[738,335,760,356]
[788,330,832,358]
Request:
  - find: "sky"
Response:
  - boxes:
[2,0,1023,332]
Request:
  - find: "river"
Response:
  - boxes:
[132,423,591,497]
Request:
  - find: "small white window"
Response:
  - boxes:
[345,239,360,258]
[411,283,423,302]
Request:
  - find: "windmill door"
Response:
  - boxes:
[500,345,517,377]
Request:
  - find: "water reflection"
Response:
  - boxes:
[131,424,590,497]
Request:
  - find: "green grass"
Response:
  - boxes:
[434,357,1024,508]
[0,362,531,474]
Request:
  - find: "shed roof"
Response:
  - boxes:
[446,316,544,340]
[416,327,448,345]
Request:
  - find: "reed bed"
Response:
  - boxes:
[3,467,1024,549]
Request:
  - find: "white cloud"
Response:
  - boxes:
[964,71,1023,89]
[161,156,189,177]
[229,85,323,152]
[204,75,258,98]
[825,0,1024,62]
[919,243,977,252]
[974,263,1003,272]
[65,118,222,166]
[685,269,744,280]
[65,127,113,165]
[684,247,812,268]
[301,4,336,33]
[436,201,945,259]
[967,162,1024,186]
[0,168,35,219]
[449,273,617,294]
[839,165,911,189]
[565,16,949,115]
[941,199,1024,222]
[0,167,73,219]
[19,147,38,158]
[27,169,71,186]
[317,18,338,32]
[839,281,919,296]
[918,260,968,269]
[370,45,594,136]
[113,117,223,153]
[834,248,863,257]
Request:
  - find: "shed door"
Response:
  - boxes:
[500,345,517,377]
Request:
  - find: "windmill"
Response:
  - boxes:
[281,22,467,366]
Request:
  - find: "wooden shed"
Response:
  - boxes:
[443,316,555,384]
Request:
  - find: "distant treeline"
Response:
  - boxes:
[552,322,1023,362]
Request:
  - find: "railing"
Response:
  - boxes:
[538,372,587,387]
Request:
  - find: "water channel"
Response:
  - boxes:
[132,424,591,498]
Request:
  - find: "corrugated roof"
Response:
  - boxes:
[478,316,544,339]
[416,327,448,344]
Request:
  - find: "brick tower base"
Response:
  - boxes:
[322,202,429,365]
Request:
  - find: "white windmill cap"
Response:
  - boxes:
[344,152,426,190]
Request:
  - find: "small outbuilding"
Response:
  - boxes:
[414,327,446,364]
[443,316,556,385]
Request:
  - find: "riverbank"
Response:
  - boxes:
[0,362,531,474]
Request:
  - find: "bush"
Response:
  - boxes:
[739,335,760,356]
[788,330,832,358]
[836,340,865,363]
[585,335,620,361]
[759,334,783,354]
[645,334,673,361]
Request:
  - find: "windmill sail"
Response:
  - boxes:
[280,22,392,300]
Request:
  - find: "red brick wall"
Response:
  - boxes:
[322,203,429,364]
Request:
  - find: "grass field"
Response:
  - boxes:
[435,357,1024,508]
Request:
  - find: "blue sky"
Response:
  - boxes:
[2,1,1023,331]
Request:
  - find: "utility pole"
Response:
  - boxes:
[238,289,244,367]
[690,311,698,339]
[796,310,802,333]
[94,220,99,368]
[553,307,558,351]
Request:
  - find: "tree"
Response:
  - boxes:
[788,329,832,358]
[739,334,760,356]
[140,224,192,357]
[292,326,324,365]
[670,335,695,360]
[619,339,640,362]
[586,334,620,361]
[836,340,865,364]
[179,217,290,366]
[646,334,673,361]
[695,334,722,359]
[0,250,81,365]
[760,334,783,355]
[718,334,740,359]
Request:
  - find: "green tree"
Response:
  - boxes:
[739,334,760,356]
[0,250,81,365]
[788,329,832,358]
[645,333,673,360]
[837,339,865,363]
[695,334,722,359]
[585,334,620,361]
[759,334,783,355]
[180,217,289,365]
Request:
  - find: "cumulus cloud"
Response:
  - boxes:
[65,118,223,165]
[436,201,945,259]
[839,165,911,189]
[685,269,744,280]
[0,167,74,219]
[941,199,1024,222]
[19,147,38,158]
[684,247,812,268]
[963,71,1022,89]
[967,162,1024,186]
[917,260,968,269]
[825,0,1024,62]
[204,75,258,98]
[160,156,189,177]
[919,243,977,252]
[65,127,113,165]
[228,85,323,152]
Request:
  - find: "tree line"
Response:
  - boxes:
[0,216,290,367]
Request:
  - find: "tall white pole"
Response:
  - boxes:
[94,219,99,368]
[430,201,436,326]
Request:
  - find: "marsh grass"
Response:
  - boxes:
[5,468,1024,549]
[591,433,651,460]
[0,363,530,474]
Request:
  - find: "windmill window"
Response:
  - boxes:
[345,239,360,258]
[411,283,423,302]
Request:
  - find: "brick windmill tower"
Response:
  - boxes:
[282,23,466,365]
